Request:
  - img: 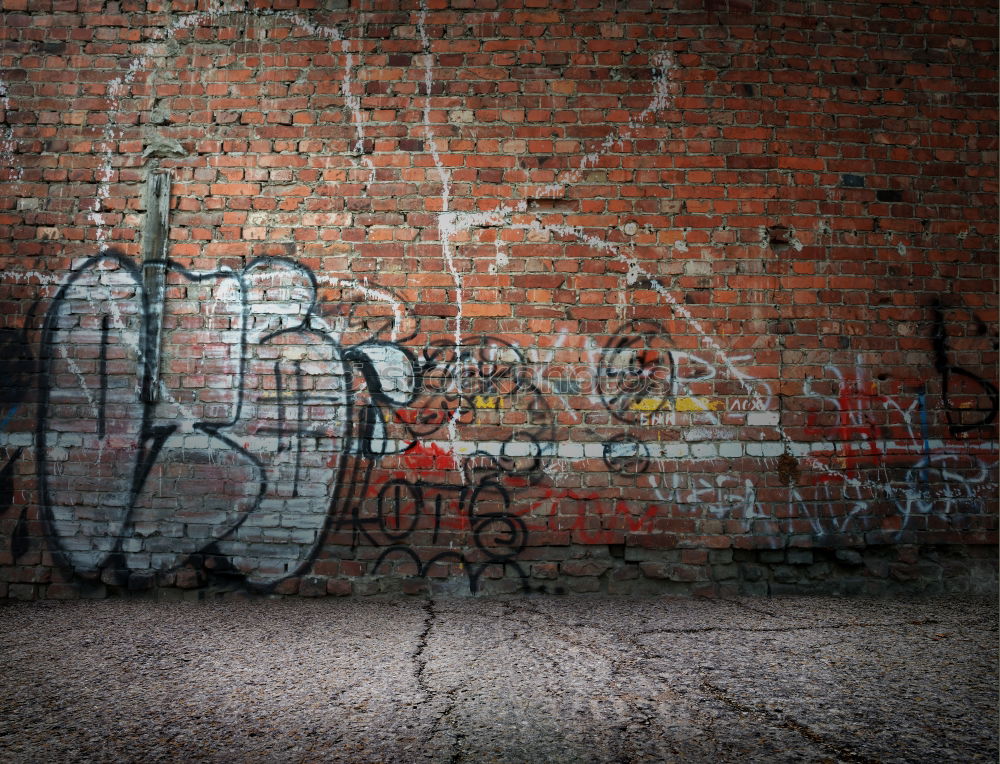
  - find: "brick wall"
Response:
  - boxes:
[0,0,996,599]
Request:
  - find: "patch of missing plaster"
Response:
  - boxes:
[149,99,171,126]
[766,225,790,251]
[0,77,22,184]
[777,452,799,486]
[142,134,187,161]
[764,225,803,254]
[488,249,509,275]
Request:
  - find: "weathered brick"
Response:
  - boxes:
[531,563,558,580]
[638,562,671,580]
[299,576,328,597]
[561,560,612,577]
[563,576,601,593]
[45,583,80,600]
[327,579,352,596]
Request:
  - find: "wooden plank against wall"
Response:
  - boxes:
[140,170,171,404]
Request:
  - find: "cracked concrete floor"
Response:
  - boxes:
[0,596,995,763]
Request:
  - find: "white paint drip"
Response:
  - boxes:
[326,13,375,191]
[440,207,520,233]
[94,55,147,244]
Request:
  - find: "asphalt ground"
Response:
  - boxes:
[0,595,995,763]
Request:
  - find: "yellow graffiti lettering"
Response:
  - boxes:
[473,395,504,409]
[628,397,664,411]
[628,396,724,412]
[673,396,724,412]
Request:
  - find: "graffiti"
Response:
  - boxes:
[603,436,652,475]
[932,302,999,436]
[37,252,361,587]
[0,5,996,595]
[31,250,562,591]
[17,246,1000,593]
[339,475,529,593]
[335,335,554,590]
[677,474,760,520]
[598,320,675,423]
[11,254,1000,591]
[901,453,991,519]
[595,322,740,434]
[588,308,997,542]
[799,355,997,535]
[397,336,555,482]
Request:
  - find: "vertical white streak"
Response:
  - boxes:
[418,1,461,445]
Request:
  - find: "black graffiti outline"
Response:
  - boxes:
[36,249,369,590]
[360,476,530,593]
[598,320,676,423]
[932,302,999,435]
[319,283,421,347]
[398,336,556,484]
[602,434,652,475]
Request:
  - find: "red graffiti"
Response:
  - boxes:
[516,488,661,543]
